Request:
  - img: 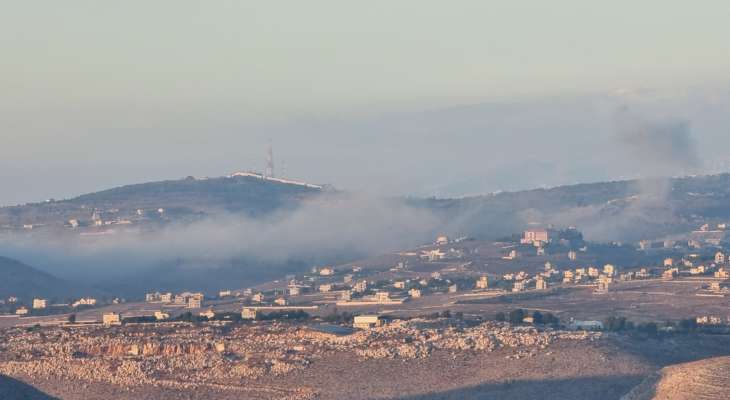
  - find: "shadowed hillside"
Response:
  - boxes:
[0,256,81,300]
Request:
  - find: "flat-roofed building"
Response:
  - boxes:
[475,276,489,289]
[187,297,202,309]
[408,288,422,298]
[15,307,29,316]
[102,312,122,326]
[32,298,47,309]
[521,229,549,245]
[154,310,170,320]
[241,308,257,320]
[274,297,289,306]
[353,315,382,329]
[353,281,367,293]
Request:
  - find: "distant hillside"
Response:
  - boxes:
[0,175,323,229]
[0,256,79,300]
[418,174,730,242]
[5,173,730,243]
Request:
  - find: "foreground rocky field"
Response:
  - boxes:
[1,320,729,399]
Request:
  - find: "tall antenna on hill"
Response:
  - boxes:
[265,141,275,178]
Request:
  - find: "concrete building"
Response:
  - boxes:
[588,267,600,278]
[288,286,301,296]
[319,267,335,276]
[393,281,406,289]
[319,284,333,293]
[595,275,612,294]
[512,281,526,292]
[187,297,202,309]
[521,229,549,245]
[218,290,232,298]
[568,320,603,331]
[160,293,173,303]
[502,249,519,260]
[146,292,161,302]
[563,270,574,283]
[663,258,674,267]
[72,298,97,308]
[241,308,257,320]
[715,252,726,265]
[252,293,265,303]
[448,284,458,293]
[697,316,723,325]
[568,250,577,261]
[15,307,29,316]
[343,274,354,284]
[715,268,730,279]
[353,315,382,329]
[274,297,289,306]
[475,276,489,289]
[102,312,122,326]
[603,264,616,277]
[32,298,47,309]
[154,311,170,320]
[408,288,422,298]
[536,277,548,290]
[421,249,446,262]
[353,281,367,293]
[199,309,216,319]
[340,290,352,301]
[663,268,678,280]
[374,291,391,304]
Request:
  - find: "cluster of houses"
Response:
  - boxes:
[145,291,205,309]
[10,296,101,316]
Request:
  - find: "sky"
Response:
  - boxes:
[2,1,730,205]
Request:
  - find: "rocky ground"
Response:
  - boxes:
[1,320,729,399]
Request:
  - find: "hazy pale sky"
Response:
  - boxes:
[2,1,730,205]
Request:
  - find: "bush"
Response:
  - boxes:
[508,309,525,324]
[532,311,544,325]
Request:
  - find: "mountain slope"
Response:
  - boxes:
[419,174,730,241]
[0,256,79,300]
[0,174,323,228]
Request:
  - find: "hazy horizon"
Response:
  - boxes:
[3,2,730,205]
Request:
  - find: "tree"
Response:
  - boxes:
[679,318,697,333]
[532,311,544,325]
[508,309,525,324]
[495,312,506,322]
[543,312,559,326]
[67,313,76,324]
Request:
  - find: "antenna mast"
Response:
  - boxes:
[265,141,275,178]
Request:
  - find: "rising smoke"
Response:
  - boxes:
[0,194,443,292]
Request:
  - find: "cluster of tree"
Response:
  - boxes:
[419,310,464,320]
[603,316,726,337]
[495,309,559,326]
[322,311,355,324]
